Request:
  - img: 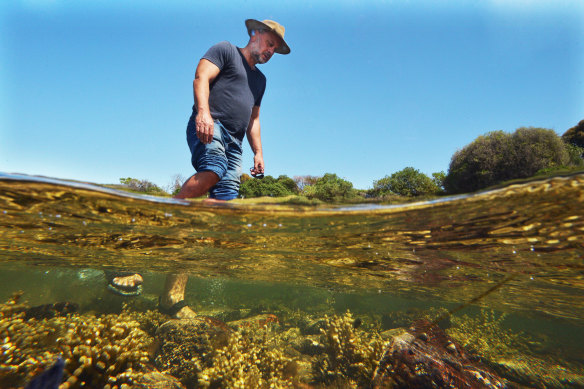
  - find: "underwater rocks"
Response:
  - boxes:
[372,320,507,389]
[154,317,231,385]
[24,301,79,320]
[132,370,186,388]
[489,355,584,389]
[226,313,279,330]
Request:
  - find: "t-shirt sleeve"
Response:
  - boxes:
[202,41,232,70]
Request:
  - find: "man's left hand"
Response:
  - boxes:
[250,154,264,177]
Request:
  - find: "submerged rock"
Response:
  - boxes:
[372,320,507,389]
[491,355,584,389]
[226,313,279,330]
[24,302,78,320]
[154,318,230,385]
[133,370,186,389]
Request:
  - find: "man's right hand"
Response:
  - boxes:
[196,110,215,144]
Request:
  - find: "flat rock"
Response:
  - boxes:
[226,313,279,330]
[133,370,186,389]
[372,320,508,389]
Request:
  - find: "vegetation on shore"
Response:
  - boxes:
[111,121,584,203]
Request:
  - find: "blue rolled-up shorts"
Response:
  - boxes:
[186,118,243,200]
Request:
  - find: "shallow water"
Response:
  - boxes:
[1,172,583,388]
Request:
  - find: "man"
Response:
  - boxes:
[174,18,290,201]
[109,19,290,319]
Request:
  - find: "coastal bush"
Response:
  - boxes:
[432,171,446,192]
[562,119,584,149]
[372,167,442,197]
[302,173,358,202]
[444,127,581,194]
[276,175,300,194]
[238,175,296,198]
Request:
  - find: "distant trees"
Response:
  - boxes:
[444,127,583,194]
[167,174,185,196]
[302,173,358,202]
[372,167,443,197]
[293,175,319,191]
[562,119,584,151]
[238,175,299,198]
[238,173,358,202]
[119,177,167,195]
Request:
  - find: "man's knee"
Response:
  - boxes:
[196,170,221,191]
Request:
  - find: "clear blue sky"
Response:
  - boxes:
[1,0,583,190]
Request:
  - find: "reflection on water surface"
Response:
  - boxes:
[0,173,583,388]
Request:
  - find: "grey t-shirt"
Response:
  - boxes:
[195,41,266,141]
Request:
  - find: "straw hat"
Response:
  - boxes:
[245,19,291,55]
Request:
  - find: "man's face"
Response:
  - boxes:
[250,30,280,64]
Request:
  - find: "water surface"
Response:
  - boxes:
[1,172,583,388]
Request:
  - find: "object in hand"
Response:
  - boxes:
[250,167,264,179]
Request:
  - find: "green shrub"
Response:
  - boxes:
[445,127,581,194]
[302,173,357,202]
[238,175,296,198]
[276,175,300,194]
[372,167,442,197]
[432,171,446,192]
[562,119,584,149]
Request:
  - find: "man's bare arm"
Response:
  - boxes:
[246,105,264,176]
[193,59,221,144]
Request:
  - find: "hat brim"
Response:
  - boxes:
[245,19,290,55]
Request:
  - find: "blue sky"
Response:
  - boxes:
[1,0,583,190]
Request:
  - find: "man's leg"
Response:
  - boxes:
[159,121,234,318]
[174,171,220,199]
[160,273,197,319]
[159,172,220,318]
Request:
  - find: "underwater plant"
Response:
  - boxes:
[0,292,154,388]
[198,327,296,388]
[447,309,584,388]
[446,309,531,361]
[312,311,385,388]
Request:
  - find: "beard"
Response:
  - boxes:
[252,50,271,64]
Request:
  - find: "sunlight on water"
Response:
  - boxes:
[1,172,583,388]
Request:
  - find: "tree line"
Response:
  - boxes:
[118,120,584,202]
